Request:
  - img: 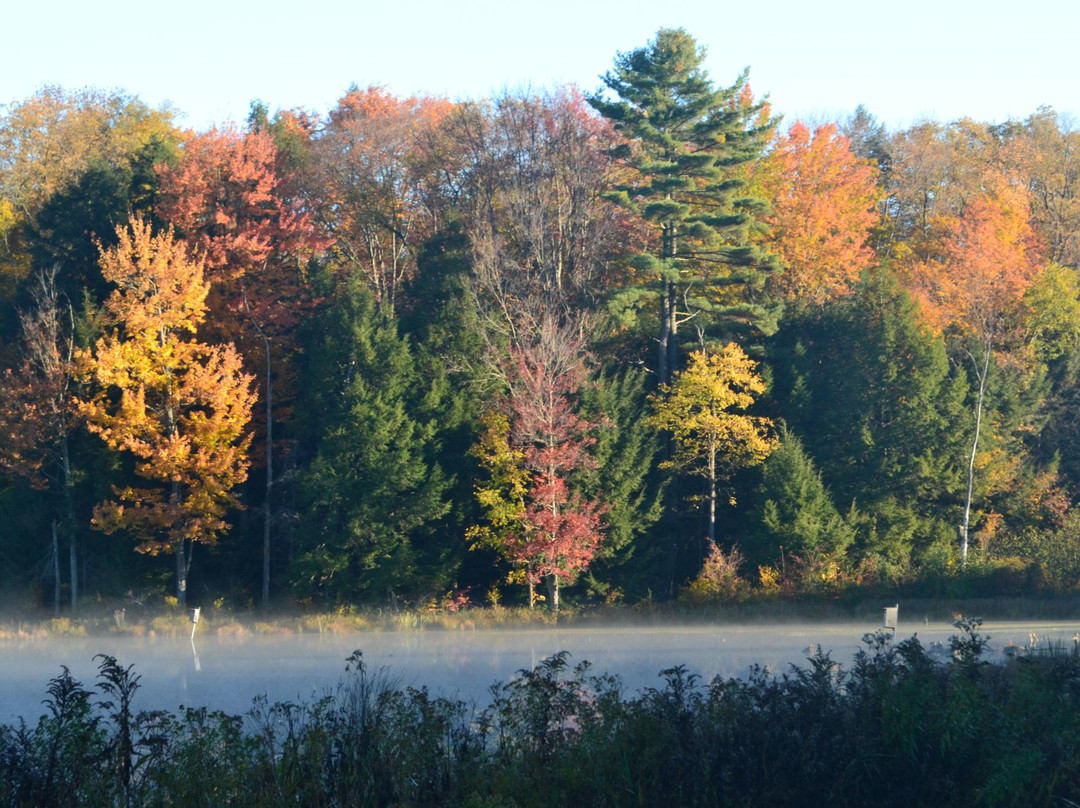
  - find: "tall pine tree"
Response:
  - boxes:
[590,27,779,383]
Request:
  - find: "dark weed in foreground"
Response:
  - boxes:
[2,620,1079,807]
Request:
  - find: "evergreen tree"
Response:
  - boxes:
[770,268,969,568]
[750,426,855,570]
[590,27,779,383]
[293,281,451,603]
[578,366,665,599]
[403,223,490,597]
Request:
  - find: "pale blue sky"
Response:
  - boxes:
[6,0,1078,131]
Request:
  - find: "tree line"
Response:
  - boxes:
[2,28,1079,612]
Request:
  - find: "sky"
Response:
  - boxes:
[4,0,1078,132]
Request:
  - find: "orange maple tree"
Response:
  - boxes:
[907,186,1041,337]
[756,122,881,305]
[78,218,255,605]
[902,184,1044,561]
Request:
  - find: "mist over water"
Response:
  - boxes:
[3,620,1080,725]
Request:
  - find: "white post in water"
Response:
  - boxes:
[190,607,201,640]
[883,604,899,634]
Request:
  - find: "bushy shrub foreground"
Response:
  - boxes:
[2,621,1079,807]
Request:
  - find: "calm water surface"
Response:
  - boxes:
[2,620,1078,724]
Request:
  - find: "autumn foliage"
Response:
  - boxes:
[471,316,606,609]
[156,127,319,281]
[8,28,1080,612]
[510,348,605,608]
[757,122,881,305]
[313,86,451,316]
[903,185,1043,342]
[78,218,254,600]
[650,346,776,543]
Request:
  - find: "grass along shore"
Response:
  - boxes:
[2,593,1080,641]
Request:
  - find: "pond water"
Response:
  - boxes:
[2,619,1079,725]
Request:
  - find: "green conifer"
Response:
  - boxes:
[590,27,780,383]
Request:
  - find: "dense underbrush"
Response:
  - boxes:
[1,619,1078,807]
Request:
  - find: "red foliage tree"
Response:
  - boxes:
[503,315,605,610]
[157,126,318,281]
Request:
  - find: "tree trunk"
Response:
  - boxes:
[658,221,678,386]
[52,522,60,617]
[61,436,77,612]
[961,340,992,565]
[658,280,673,386]
[667,285,679,386]
[69,538,77,613]
[176,541,187,608]
[244,286,274,609]
[708,444,717,545]
[659,222,680,593]
[261,353,272,609]
[546,574,560,612]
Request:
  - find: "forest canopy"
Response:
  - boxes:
[2,28,1079,613]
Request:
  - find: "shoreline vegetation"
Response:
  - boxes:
[4,596,1080,641]
[2,619,1079,806]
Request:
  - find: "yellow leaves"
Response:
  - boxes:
[649,345,777,478]
[0,196,32,292]
[98,217,209,338]
[466,412,530,553]
[1024,262,1080,361]
[0,86,179,225]
[0,198,22,248]
[80,216,254,554]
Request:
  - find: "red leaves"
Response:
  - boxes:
[503,317,606,590]
[157,127,321,282]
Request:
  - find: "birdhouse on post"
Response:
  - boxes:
[190,607,201,640]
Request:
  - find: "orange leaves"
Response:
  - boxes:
[79,218,255,555]
[903,185,1043,341]
[757,122,881,305]
[97,217,208,338]
[157,126,320,282]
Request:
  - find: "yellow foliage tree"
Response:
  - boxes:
[650,346,777,544]
[465,412,536,603]
[78,218,255,606]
